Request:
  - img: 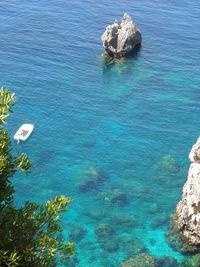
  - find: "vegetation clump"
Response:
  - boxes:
[0,87,74,266]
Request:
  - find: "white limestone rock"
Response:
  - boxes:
[176,137,200,245]
[102,13,141,57]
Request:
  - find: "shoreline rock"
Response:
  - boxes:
[102,13,141,58]
[176,137,200,246]
[165,214,199,255]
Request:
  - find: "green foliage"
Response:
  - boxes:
[0,87,74,266]
[0,86,15,125]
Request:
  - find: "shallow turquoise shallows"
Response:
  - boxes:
[1,0,200,266]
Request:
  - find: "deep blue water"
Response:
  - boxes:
[1,0,200,266]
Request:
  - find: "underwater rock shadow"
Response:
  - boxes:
[67,160,108,194]
[99,46,143,103]
[35,149,56,169]
[94,223,119,253]
[113,88,137,105]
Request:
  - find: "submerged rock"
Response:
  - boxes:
[72,161,106,192]
[129,181,146,198]
[181,254,200,267]
[83,208,108,221]
[98,258,116,267]
[64,254,79,267]
[176,137,200,246]
[155,155,178,174]
[120,253,158,267]
[79,240,98,251]
[153,155,182,188]
[157,256,179,267]
[121,236,146,259]
[111,212,140,230]
[95,223,114,237]
[68,222,87,242]
[98,188,128,206]
[144,202,159,215]
[94,223,119,252]
[151,212,169,229]
[102,13,141,58]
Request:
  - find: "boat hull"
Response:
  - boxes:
[14,124,34,142]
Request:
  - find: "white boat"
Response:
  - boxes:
[14,124,34,143]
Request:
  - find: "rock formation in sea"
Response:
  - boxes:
[176,137,200,245]
[102,13,141,58]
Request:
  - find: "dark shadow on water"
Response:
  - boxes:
[35,149,56,168]
[125,44,142,60]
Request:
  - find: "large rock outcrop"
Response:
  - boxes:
[102,13,141,58]
[176,137,200,245]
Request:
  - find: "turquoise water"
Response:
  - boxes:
[1,0,200,266]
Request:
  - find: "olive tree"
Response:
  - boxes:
[0,87,74,267]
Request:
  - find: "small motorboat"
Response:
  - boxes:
[14,124,34,143]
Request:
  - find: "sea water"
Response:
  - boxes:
[0,0,200,266]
